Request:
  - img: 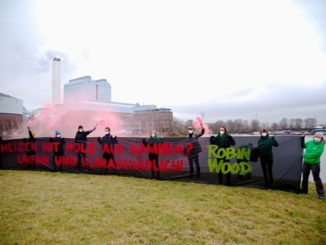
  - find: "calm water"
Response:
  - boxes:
[304,136,326,182]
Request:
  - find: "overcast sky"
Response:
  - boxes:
[0,0,326,124]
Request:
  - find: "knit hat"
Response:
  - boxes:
[314,132,324,139]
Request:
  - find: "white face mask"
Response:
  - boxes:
[56,135,61,138]
[79,129,83,132]
[261,133,267,137]
[219,130,225,135]
[314,137,322,143]
[151,133,156,138]
[188,130,194,134]
[105,130,110,134]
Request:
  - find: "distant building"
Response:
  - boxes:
[133,108,173,133]
[64,76,111,103]
[0,93,28,137]
[61,75,173,135]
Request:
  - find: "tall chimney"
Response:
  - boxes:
[52,57,62,105]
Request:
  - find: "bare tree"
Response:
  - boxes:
[295,118,303,129]
[250,119,260,132]
[289,118,295,129]
[271,122,279,131]
[304,118,317,129]
[279,118,288,130]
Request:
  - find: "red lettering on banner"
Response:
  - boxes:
[41,142,60,152]
[1,142,38,153]
[17,155,49,165]
[129,143,185,156]
[103,144,124,154]
[95,158,106,168]
[54,156,77,166]
[65,143,95,154]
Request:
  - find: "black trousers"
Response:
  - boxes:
[149,154,159,179]
[77,152,86,170]
[188,154,200,175]
[301,163,325,196]
[260,155,274,187]
[217,158,231,185]
[104,154,116,174]
[53,155,64,171]
[27,152,36,169]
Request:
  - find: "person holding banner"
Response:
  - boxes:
[143,131,162,179]
[184,124,205,176]
[49,130,65,171]
[75,125,96,171]
[26,127,37,169]
[257,128,279,188]
[210,126,236,185]
[97,127,118,174]
[301,132,325,199]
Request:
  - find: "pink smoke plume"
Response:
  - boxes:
[192,116,210,135]
[18,99,124,139]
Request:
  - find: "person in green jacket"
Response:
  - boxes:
[257,128,279,187]
[301,132,325,199]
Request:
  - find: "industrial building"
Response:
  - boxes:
[0,58,173,138]
[0,93,28,137]
[52,58,173,135]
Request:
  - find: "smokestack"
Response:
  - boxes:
[52,57,62,105]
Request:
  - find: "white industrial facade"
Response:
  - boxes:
[64,76,111,103]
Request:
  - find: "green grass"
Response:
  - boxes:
[0,170,325,245]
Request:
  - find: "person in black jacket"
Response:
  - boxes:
[49,130,65,171]
[97,127,118,174]
[184,124,205,176]
[75,125,96,171]
[209,126,236,185]
[143,131,162,179]
[257,129,279,188]
[26,127,37,169]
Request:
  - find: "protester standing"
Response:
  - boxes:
[210,126,236,185]
[301,132,325,199]
[97,127,118,174]
[257,129,279,188]
[184,123,205,176]
[75,125,96,171]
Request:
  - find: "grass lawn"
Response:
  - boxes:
[0,170,325,245]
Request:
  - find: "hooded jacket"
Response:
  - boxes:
[302,138,325,164]
[75,129,94,144]
[210,131,235,148]
[257,134,278,157]
[184,128,205,156]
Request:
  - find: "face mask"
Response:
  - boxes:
[219,130,225,135]
[56,135,61,138]
[261,133,267,137]
[314,137,322,143]
[79,129,83,132]
[151,134,156,138]
[105,130,110,134]
[188,130,194,134]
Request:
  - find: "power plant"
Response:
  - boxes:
[0,58,173,138]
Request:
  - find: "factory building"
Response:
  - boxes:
[0,93,28,137]
[64,76,111,103]
[0,58,173,138]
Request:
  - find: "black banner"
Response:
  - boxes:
[0,136,303,192]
